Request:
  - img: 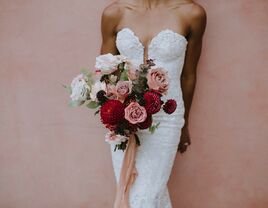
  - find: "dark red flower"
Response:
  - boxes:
[100,100,125,125]
[143,91,162,115]
[123,94,136,106]
[138,114,152,129]
[104,124,117,131]
[163,99,177,114]
[150,89,163,97]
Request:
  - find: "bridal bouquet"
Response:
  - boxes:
[64,53,177,151]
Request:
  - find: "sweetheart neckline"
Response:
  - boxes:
[117,27,188,47]
[116,27,188,62]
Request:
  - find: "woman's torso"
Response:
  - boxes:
[115,0,193,119]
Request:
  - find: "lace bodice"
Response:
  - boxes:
[116,27,188,64]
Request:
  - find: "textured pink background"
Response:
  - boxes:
[0,0,268,207]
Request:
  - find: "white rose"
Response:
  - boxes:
[105,131,128,145]
[95,53,122,75]
[90,81,107,101]
[116,54,128,63]
[70,74,90,103]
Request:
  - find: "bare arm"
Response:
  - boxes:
[99,3,122,55]
[181,5,207,126]
[178,4,207,153]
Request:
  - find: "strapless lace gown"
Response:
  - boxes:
[110,27,188,208]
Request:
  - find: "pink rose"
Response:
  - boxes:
[105,131,128,145]
[127,68,139,81]
[124,102,147,124]
[115,81,132,102]
[146,67,169,95]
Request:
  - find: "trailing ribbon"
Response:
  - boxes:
[113,133,138,208]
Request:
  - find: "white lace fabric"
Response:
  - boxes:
[111,27,188,208]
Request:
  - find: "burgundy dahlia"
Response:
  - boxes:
[138,114,152,129]
[163,99,177,114]
[100,100,125,125]
[143,91,162,115]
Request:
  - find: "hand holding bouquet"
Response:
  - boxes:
[64,53,177,151]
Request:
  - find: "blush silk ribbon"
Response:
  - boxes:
[113,133,138,208]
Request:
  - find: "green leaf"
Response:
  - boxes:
[86,101,99,109]
[118,63,125,72]
[120,70,129,81]
[68,100,82,107]
[149,122,161,134]
[80,68,89,76]
[80,68,95,86]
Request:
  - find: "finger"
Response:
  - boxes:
[177,143,183,152]
[177,144,183,152]
[178,135,190,152]
[180,147,187,154]
[179,144,187,153]
[184,136,191,145]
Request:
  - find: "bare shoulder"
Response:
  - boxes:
[101,0,134,30]
[185,2,206,30]
[177,1,207,37]
[101,1,124,23]
[175,1,205,20]
[187,2,206,20]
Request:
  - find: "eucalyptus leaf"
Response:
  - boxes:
[68,100,82,107]
[80,68,90,76]
[86,101,99,109]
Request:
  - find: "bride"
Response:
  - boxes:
[99,0,206,207]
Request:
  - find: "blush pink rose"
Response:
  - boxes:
[124,102,147,124]
[115,81,132,102]
[127,68,139,81]
[146,67,169,95]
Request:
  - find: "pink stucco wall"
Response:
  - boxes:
[0,0,267,207]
